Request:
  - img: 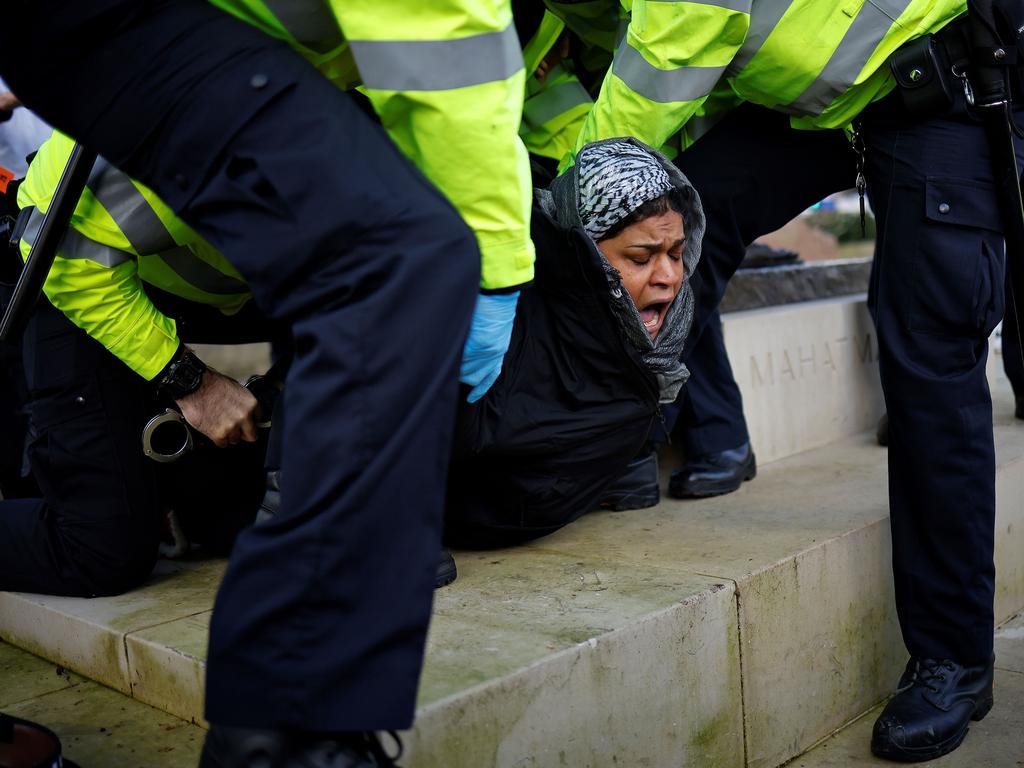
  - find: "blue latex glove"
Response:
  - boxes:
[460,291,519,403]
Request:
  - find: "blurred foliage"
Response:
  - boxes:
[803,210,876,243]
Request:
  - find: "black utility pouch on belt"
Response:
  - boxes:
[889,16,977,119]
[890,35,957,117]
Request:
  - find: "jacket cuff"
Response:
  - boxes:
[479,237,535,292]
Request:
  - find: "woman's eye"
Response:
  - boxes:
[631,257,652,266]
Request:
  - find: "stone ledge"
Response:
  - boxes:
[721,258,872,314]
[1,379,1022,766]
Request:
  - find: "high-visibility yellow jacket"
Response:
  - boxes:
[20,1,538,381]
[519,12,594,162]
[211,0,535,291]
[19,132,249,381]
[566,0,967,159]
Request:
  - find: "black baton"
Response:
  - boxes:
[0,142,97,343]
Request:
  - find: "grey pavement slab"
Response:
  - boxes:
[0,641,203,768]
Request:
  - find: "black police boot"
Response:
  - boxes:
[436,548,458,589]
[668,442,756,498]
[877,412,890,446]
[255,469,282,525]
[598,452,660,511]
[200,725,402,768]
[871,657,993,762]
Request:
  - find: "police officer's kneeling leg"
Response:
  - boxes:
[0,300,162,597]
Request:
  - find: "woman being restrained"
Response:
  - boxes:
[445,138,704,549]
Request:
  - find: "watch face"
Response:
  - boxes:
[160,352,206,400]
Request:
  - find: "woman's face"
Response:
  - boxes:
[599,209,686,339]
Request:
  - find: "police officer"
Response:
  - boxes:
[0,1,533,766]
[560,0,1017,760]
[0,129,277,596]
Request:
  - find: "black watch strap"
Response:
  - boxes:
[155,348,207,401]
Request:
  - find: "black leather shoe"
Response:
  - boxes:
[255,469,282,525]
[668,442,756,498]
[877,412,889,446]
[436,548,457,589]
[598,452,659,511]
[200,726,402,767]
[871,657,993,762]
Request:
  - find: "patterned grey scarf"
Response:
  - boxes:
[577,141,674,242]
[539,137,705,403]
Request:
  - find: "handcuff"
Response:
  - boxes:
[141,374,277,463]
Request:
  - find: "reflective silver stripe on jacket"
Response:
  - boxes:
[87,158,177,255]
[350,23,522,91]
[24,193,247,295]
[613,42,726,104]
[158,247,249,295]
[727,0,793,75]
[263,0,343,54]
[21,206,132,267]
[650,0,753,12]
[782,0,910,115]
[523,79,592,129]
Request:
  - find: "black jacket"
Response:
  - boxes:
[445,139,704,548]
[445,209,662,547]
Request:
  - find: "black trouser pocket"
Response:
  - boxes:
[910,177,1004,337]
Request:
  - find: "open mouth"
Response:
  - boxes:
[639,302,668,338]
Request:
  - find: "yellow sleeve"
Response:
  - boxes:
[18,133,180,380]
[40,251,180,381]
[573,0,750,160]
[331,0,535,291]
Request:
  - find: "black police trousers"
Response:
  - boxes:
[0,322,33,500]
[0,0,479,731]
[667,97,1018,665]
[0,297,267,597]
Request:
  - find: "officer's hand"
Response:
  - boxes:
[459,291,519,403]
[176,369,260,448]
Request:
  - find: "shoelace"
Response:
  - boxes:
[906,659,957,694]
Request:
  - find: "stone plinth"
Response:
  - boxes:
[721,295,885,465]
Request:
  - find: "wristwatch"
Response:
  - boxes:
[155,348,207,401]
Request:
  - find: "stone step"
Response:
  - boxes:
[2,388,1022,768]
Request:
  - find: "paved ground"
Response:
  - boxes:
[791,613,1024,768]
[0,640,203,768]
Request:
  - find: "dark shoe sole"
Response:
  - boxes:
[436,553,458,590]
[870,696,993,763]
[598,488,660,511]
[668,465,757,499]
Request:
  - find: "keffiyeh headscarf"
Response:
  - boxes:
[538,137,706,403]
[577,141,674,243]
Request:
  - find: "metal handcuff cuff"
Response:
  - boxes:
[141,374,276,463]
